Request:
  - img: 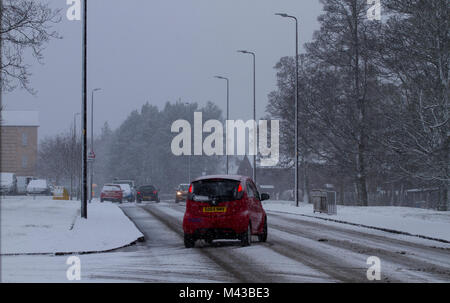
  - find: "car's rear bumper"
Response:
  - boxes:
[183,212,249,236]
[138,194,158,200]
[101,195,122,200]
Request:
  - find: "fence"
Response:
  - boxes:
[339,188,441,209]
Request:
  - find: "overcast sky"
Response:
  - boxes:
[3,0,323,139]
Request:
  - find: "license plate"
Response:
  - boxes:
[203,207,227,213]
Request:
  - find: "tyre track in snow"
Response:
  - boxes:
[166,202,450,282]
[139,204,279,283]
[159,203,375,282]
[267,212,450,269]
[267,215,450,282]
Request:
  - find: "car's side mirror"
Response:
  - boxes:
[260,193,270,201]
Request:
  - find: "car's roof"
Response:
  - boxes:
[115,183,130,188]
[192,175,248,182]
[139,184,155,187]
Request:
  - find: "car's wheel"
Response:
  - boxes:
[258,217,268,242]
[119,199,123,204]
[184,234,196,248]
[100,198,104,203]
[240,223,252,247]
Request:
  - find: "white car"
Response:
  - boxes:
[27,179,50,195]
[115,183,134,202]
[0,172,17,195]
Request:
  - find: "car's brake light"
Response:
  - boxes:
[238,184,243,192]
[153,191,157,194]
[188,184,193,193]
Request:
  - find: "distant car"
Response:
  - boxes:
[136,185,160,203]
[26,179,50,195]
[100,184,123,203]
[0,173,17,195]
[175,184,190,203]
[182,175,269,248]
[114,183,134,202]
[16,176,34,195]
[113,179,136,201]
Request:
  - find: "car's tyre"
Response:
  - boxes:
[184,234,196,248]
[258,217,268,242]
[100,198,104,203]
[119,198,123,204]
[240,223,252,247]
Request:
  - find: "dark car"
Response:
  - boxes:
[182,175,269,248]
[175,183,190,203]
[136,185,160,203]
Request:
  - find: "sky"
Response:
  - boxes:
[3,0,323,139]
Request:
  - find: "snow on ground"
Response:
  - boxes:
[263,200,450,242]
[0,196,143,254]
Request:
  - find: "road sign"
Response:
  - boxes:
[88,151,96,160]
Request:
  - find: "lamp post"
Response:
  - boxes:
[81,0,88,218]
[276,13,300,207]
[237,50,256,183]
[214,76,229,175]
[89,88,101,203]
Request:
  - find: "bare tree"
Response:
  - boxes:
[0,0,61,93]
[378,0,449,210]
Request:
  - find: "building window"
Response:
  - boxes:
[22,156,28,168]
[22,133,28,147]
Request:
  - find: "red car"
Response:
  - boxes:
[182,175,269,248]
[100,184,123,203]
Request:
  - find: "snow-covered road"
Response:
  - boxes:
[1,201,449,282]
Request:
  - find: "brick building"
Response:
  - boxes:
[0,111,39,176]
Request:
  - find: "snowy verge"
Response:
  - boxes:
[1,196,144,255]
[263,200,450,243]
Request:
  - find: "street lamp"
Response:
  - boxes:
[214,75,230,175]
[237,50,256,184]
[276,13,300,207]
[89,88,101,203]
[81,0,88,218]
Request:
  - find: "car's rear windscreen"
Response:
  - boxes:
[192,179,240,202]
[103,185,120,191]
[139,186,155,192]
